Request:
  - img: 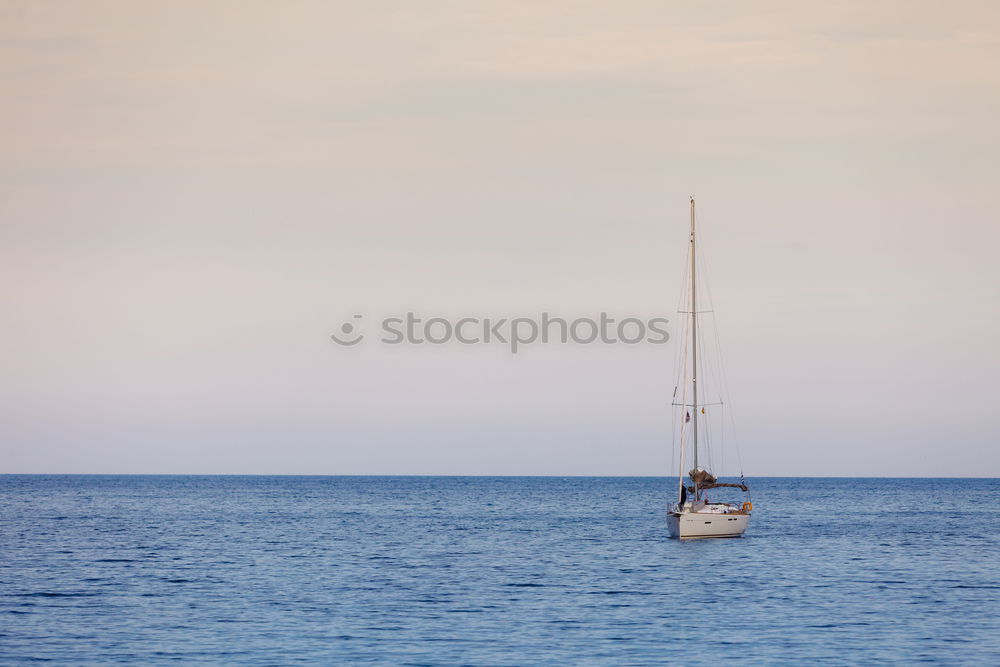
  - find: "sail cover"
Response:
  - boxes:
[688,468,749,492]
[688,468,717,485]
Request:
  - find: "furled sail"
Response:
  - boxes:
[688,467,748,492]
[688,468,717,485]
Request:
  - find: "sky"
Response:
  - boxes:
[2,1,998,475]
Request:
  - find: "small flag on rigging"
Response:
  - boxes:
[685,412,691,423]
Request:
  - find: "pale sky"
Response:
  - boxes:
[2,1,998,475]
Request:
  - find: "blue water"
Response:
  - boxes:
[1,476,998,665]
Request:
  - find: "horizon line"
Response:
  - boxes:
[2,473,998,479]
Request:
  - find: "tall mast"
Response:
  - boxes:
[690,197,699,500]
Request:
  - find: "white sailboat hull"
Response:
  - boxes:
[667,511,749,539]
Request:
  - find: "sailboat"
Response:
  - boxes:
[667,198,752,539]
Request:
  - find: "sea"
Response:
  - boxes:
[1,476,998,665]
